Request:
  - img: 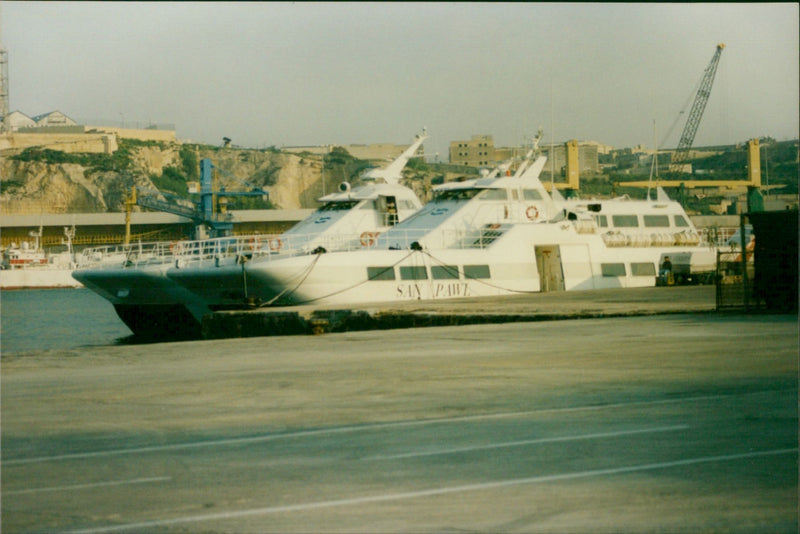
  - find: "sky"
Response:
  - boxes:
[2,2,798,159]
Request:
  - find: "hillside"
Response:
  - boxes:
[1,138,795,216]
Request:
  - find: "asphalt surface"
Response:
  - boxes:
[1,309,797,532]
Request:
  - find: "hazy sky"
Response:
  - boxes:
[3,2,798,158]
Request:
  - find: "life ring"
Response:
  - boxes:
[268,238,282,251]
[360,231,376,247]
[248,236,260,251]
[169,241,182,254]
[525,205,539,220]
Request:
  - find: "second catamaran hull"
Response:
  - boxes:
[241,223,717,307]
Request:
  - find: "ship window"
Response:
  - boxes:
[432,265,459,279]
[523,189,542,200]
[464,264,491,279]
[359,200,376,210]
[479,189,508,200]
[320,200,359,211]
[433,189,480,202]
[644,215,670,227]
[400,266,428,280]
[674,215,689,227]
[594,214,608,227]
[601,263,626,277]
[367,266,395,281]
[399,199,417,210]
[612,215,639,227]
[631,262,656,276]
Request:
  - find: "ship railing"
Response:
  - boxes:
[75,241,177,269]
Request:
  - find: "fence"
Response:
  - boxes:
[715,210,798,313]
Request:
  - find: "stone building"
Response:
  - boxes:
[449,135,496,167]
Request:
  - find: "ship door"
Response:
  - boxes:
[535,245,565,292]
[382,196,399,226]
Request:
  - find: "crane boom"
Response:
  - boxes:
[670,43,725,172]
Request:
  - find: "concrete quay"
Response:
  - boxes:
[203,285,719,339]
[2,311,797,533]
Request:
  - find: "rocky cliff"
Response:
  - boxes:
[0,142,330,214]
[0,139,450,216]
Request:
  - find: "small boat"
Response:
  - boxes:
[1,226,82,289]
[73,131,429,338]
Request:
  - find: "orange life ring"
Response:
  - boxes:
[360,231,376,247]
[525,205,539,220]
[268,238,282,251]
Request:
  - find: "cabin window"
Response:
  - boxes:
[631,262,656,276]
[359,200,376,210]
[644,215,670,227]
[594,214,608,227]
[320,200,358,211]
[367,266,395,281]
[612,215,639,227]
[432,265,459,280]
[434,189,480,202]
[601,263,627,277]
[674,215,689,227]
[399,200,417,210]
[480,189,508,201]
[463,264,491,279]
[523,189,542,200]
[400,266,428,280]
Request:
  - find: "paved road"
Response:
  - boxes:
[2,313,797,533]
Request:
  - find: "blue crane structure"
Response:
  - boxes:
[127,158,268,241]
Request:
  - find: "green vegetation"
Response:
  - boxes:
[179,146,199,181]
[150,166,189,196]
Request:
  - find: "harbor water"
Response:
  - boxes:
[1,288,133,354]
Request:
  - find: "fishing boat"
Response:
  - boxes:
[219,148,716,307]
[73,131,428,338]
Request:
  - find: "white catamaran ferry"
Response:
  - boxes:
[72,131,428,337]
[218,154,716,307]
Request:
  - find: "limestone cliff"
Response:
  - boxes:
[0,142,328,214]
[0,140,446,215]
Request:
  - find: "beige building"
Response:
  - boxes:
[449,135,496,167]
[32,110,77,127]
[2,111,36,132]
[541,142,599,177]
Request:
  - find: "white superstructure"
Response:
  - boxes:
[73,131,429,337]
[229,159,716,307]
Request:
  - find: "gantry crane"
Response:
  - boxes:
[669,43,725,173]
